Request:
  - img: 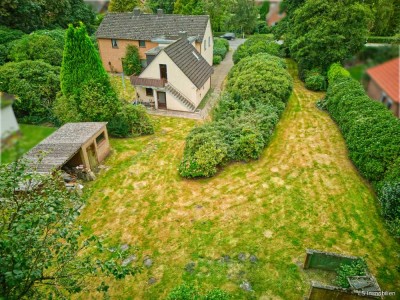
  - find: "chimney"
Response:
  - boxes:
[157,9,163,16]
[133,7,141,16]
[179,31,187,39]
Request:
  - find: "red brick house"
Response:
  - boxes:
[366,58,400,118]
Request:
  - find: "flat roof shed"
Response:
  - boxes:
[24,122,110,173]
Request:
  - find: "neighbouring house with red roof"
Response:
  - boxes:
[266,0,286,26]
[366,58,400,118]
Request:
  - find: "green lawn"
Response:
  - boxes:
[1,124,56,164]
[77,61,400,299]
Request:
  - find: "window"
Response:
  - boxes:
[146,88,153,96]
[208,36,211,47]
[139,40,146,47]
[111,39,118,48]
[387,98,393,109]
[96,132,106,145]
[204,40,206,51]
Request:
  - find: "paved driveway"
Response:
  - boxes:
[229,38,246,51]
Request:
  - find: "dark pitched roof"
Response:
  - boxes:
[96,12,209,42]
[164,38,213,89]
[24,122,107,173]
[131,76,166,88]
[367,58,399,103]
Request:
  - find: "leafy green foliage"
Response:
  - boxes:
[335,259,367,288]
[259,1,270,21]
[0,0,95,33]
[304,70,326,91]
[57,23,154,137]
[167,284,231,300]
[0,161,139,299]
[8,30,64,66]
[287,0,372,73]
[180,52,292,178]
[147,0,176,13]
[0,60,60,122]
[0,26,25,65]
[122,45,141,76]
[228,53,292,102]
[107,104,154,137]
[229,0,258,34]
[213,55,222,65]
[108,0,141,12]
[174,0,205,14]
[233,34,280,64]
[325,63,400,237]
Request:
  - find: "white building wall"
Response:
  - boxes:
[1,105,19,140]
[199,20,213,66]
[196,77,211,104]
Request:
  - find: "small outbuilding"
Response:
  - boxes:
[1,92,20,145]
[24,122,110,174]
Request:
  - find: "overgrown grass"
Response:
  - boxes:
[1,124,56,164]
[78,61,400,299]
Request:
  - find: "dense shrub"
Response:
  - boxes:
[366,36,400,44]
[0,26,25,65]
[213,55,222,65]
[325,63,400,237]
[233,34,280,64]
[0,60,60,121]
[167,284,231,300]
[335,259,367,288]
[122,45,141,76]
[304,70,327,91]
[228,53,292,102]
[8,33,64,66]
[213,38,229,65]
[180,52,292,178]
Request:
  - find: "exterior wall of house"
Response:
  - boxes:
[196,77,211,104]
[198,19,213,66]
[1,105,19,140]
[97,38,158,72]
[138,51,198,111]
[367,79,399,118]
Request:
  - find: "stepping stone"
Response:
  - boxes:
[120,244,129,252]
[148,277,157,285]
[122,255,137,266]
[240,280,253,291]
[143,256,153,268]
[238,253,246,262]
[249,255,258,263]
[184,262,196,273]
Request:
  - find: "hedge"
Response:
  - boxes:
[232,34,281,64]
[179,53,292,178]
[325,63,400,236]
[366,36,400,44]
[213,38,229,65]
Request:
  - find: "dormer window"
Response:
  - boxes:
[111,39,118,48]
[139,40,146,48]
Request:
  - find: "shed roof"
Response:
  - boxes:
[24,122,107,173]
[366,58,399,103]
[164,38,213,89]
[96,12,209,42]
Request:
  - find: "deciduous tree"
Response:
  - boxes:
[109,0,141,12]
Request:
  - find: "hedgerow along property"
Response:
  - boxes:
[0,0,399,299]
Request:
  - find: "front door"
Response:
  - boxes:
[157,92,166,109]
[160,64,168,80]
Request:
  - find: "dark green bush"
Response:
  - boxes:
[379,181,400,221]
[233,34,280,64]
[228,53,292,102]
[327,63,350,82]
[335,259,367,288]
[167,284,199,300]
[0,26,25,65]
[213,55,222,65]
[122,45,141,76]
[0,60,60,121]
[203,289,231,300]
[304,70,327,91]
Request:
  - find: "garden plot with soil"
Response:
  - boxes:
[77,61,400,299]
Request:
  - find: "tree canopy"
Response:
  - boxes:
[108,0,141,12]
[288,0,372,72]
[0,161,139,299]
[0,0,95,33]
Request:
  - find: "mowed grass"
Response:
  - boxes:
[78,61,400,299]
[1,124,56,164]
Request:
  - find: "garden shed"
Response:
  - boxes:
[24,122,110,174]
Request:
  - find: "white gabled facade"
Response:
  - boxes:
[197,19,213,66]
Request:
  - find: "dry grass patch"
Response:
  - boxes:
[77,61,400,299]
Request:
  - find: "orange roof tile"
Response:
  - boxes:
[366,58,399,103]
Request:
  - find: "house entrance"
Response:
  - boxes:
[157,92,166,109]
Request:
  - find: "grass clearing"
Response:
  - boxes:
[1,124,56,164]
[78,60,400,299]
[110,74,136,102]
